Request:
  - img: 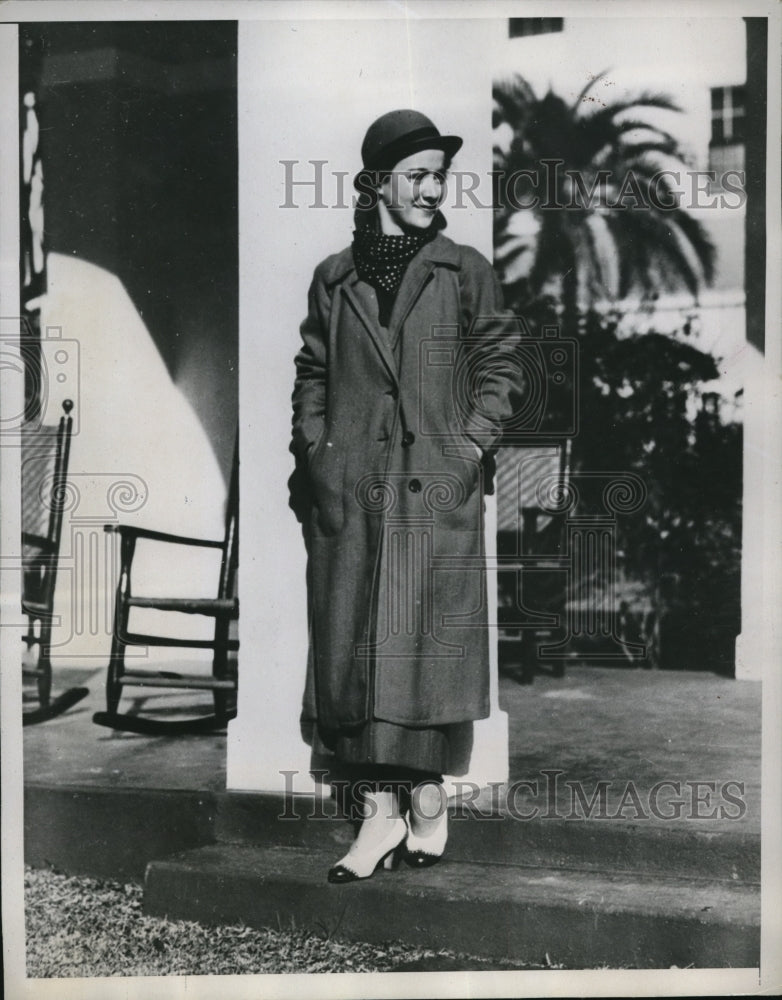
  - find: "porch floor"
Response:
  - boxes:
[24,663,761,837]
[22,663,762,968]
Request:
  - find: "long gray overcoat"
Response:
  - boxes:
[292,232,523,732]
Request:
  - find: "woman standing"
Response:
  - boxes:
[291,109,522,882]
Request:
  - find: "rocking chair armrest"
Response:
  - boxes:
[103,524,224,549]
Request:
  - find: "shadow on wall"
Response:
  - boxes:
[40,251,227,665]
[24,20,238,484]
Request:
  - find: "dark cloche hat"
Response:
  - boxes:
[355,109,463,187]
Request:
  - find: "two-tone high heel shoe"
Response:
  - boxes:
[327,815,408,884]
[403,807,448,868]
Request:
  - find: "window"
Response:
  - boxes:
[509,18,564,38]
[710,86,746,146]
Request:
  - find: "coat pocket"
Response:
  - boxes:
[307,424,327,466]
[308,431,345,535]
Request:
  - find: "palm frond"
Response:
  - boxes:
[609,119,682,145]
[583,213,621,299]
[493,75,537,131]
[602,214,648,299]
[570,70,613,112]
[617,138,682,161]
[580,94,682,127]
[612,168,715,284]
[493,74,717,310]
[667,208,717,284]
[606,208,705,299]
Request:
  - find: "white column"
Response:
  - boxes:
[735,340,781,681]
[228,15,509,793]
[444,491,509,794]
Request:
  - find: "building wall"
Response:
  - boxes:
[229,15,507,791]
[494,16,746,161]
[30,21,238,482]
[22,22,238,664]
[494,16,748,413]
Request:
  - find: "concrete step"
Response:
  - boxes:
[24,783,218,883]
[144,843,759,969]
[24,782,760,885]
[215,792,760,882]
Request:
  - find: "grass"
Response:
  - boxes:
[24,866,553,977]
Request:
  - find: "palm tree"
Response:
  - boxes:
[492,76,731,670]
[492,74,716,329]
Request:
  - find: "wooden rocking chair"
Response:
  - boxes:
[22,399,90,725]
[93,440,238,735]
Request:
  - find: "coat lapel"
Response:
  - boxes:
[337,234,461,379]
[389,235,461,350]
[340,279,399,386]
[387,257,435,352]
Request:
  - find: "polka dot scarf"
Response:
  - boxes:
[352,224,435,298]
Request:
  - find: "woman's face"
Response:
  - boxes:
[376,148,447,233]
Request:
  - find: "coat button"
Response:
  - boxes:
[401,431,415,447]
[409,478,422,493]
[387,386,399,399]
